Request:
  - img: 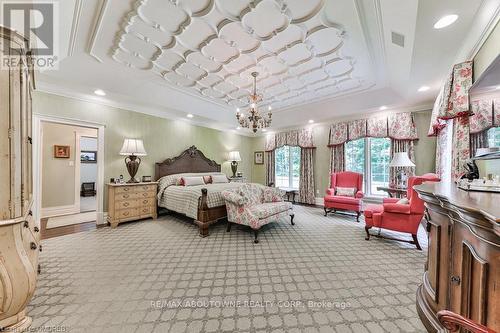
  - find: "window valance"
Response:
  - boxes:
[328,112,417,146]
[265,128,315,151]
[428,61,473,136]
[470,99,500,134]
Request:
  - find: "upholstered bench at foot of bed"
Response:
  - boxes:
[222,184,295,243]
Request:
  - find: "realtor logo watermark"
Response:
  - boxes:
[1,0,59,69]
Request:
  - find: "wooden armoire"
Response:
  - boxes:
[0,27,39,331]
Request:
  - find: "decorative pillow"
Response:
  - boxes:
[176,178,184,186]
[396,198,409,204]
[211,174,229,183]
[203,176,212,184]
[182,176,205,186]
[335,187,356,197]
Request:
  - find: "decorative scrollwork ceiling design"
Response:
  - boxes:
[111,0,369,110]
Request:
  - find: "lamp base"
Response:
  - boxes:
[125,155,141,183]
[231,161,238,178]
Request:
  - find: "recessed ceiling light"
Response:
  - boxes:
[268,106,272,111]
[379,106,387,111]
[94,89,106,96]
[187,114,193,118]
[434,15,458,29]
[236,108,240,112]
[308,119,314,124]
[495,86,500,90]
[418,86,430,92]
[236,126,241,130]
[262,129,267,132]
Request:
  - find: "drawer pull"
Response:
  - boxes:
[34,226,39,232]
[24,221,29,228]
[123,202,129,207]
[30,242,37,250]
[123,194,129,199]
[143,200,148,204]
[123,212,129,216]
[451,276,461,285]
[38,264,41,274]
[123,188,129,192]
[28,136,32,144]
[39,244,43,252]
[28,210,33,216]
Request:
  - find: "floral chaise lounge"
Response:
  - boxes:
[222,183,295,243]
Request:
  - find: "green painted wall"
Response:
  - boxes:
[250,111,436,198]
[34,92,254,209]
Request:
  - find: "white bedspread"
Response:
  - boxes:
[157,173,244,219]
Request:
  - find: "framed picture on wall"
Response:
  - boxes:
[81,150,97,163]
[254,151,264,165]
[54,145,70,158]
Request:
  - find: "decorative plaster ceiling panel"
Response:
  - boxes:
[111,0,373,110]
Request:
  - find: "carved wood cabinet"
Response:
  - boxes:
[415,183,499,332]
[0,27,39,331]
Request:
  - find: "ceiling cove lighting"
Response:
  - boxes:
[94,89,106,96]
[379,106,387,111]
[186,114,193,118]
[433,15,458,29]
[418,86,430,92]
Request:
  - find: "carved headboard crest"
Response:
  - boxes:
[155,146,221,180]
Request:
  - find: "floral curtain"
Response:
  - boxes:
[470,131,488,158]
[388,113,418,140]
[276,131,298,148]
[451,117,470,180]
[329,144,345,175]
[299,149,315,204]
[265,151,275,186]
[367,117,388,137]
[469,100,493,134]
[328,122,348,146]
[265,133,276,151]
[390,140,415,188]
[348,119,367,141]
[495,99,500,126]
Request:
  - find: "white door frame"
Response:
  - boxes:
[33,114,106,225]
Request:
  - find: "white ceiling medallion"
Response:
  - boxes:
[110,0,365,110]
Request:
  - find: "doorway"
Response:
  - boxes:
[33,115,105,237]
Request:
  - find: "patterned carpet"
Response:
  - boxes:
[28,205,427,333]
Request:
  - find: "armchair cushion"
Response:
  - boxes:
[383,203,411,214]
[383,198,399,204]
[324,195,360,205]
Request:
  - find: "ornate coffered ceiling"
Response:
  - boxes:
[110,0,369,110]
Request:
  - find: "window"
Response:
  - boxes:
[345,137,391,196]
[487,127,500,147]
[275,145,300,189]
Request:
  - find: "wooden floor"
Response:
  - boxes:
[40,217,103,239]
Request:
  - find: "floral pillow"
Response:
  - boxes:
[335,187,356,197]
[203,176,212,184]
[396,198,409,204]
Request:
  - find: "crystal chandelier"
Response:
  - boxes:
[236,72,272,133]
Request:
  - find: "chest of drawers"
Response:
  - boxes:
[107,182,158,228]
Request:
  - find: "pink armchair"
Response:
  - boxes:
[364,174,440,249]
[324,172,364,221]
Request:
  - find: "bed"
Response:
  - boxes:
[155,146,243,237]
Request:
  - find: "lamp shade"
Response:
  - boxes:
[389,152,415,167]
[119,139,147,156]
[228,151,241,162]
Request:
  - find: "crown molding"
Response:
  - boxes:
[35,81,257,137]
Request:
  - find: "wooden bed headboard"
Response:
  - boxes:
[155,145,221,180]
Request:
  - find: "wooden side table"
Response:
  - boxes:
[376,186,407,198]
[107,182,158,228]
[279,187,299,203]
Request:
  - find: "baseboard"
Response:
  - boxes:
[315,197,324,206]
[41,204,79,218]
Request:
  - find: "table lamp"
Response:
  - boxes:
[389,152,415,188]
[119,139,147,183]
[228,151,241,178]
